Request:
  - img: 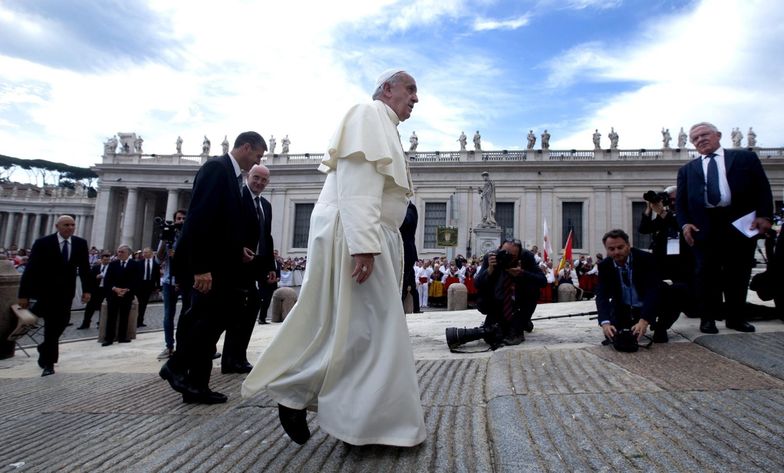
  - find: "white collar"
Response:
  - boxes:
[227,151,242,178]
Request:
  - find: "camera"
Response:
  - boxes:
[491,249,515,270]
[643,190,671,209]
[445,323,504,351]
[611,328,639,352]
[155,216,181,244]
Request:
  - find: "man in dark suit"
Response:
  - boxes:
[160,131,267,404]
[475,239,546,345]
[77,251,111,329]
[676,122,773,334]
[18,215,92,376]
[223,163,277,373]
[102,245,140,346]
[596,229,680,344]
[259,250,282,324]
[400,200,420,313]
[135,247,160,327]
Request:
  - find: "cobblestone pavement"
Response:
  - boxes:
[1,300,783,472]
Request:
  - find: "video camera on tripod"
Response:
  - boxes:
[155,216,182,244]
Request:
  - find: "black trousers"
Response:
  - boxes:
[258,282,277,322]
[613,283,683,332]
[81,287,107,326]
[223,288,258,366]
[170,286,243,390]
[692,208,757,323]
[33,299,71,368]
[105,293,133,342]
[136,281,156,324]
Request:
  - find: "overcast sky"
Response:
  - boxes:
[1,0,782,169]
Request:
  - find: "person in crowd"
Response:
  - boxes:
[160,132,267,405]
[677,122,773,333]
[77,251,111,329]
[135,247,160,328]
[242,69,426,447]
[222,163,276,374]
[400,200,420,313]
[475,239,546,345]
[557,260,579,288]
[416,259,432,308]
[18,215,92,376]
[156,209,189,360]
[102,245,139,346]
[596,229,680,344]
[429,263,446,307]
[538,260,556,304]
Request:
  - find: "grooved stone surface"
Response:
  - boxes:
[694,331,784,381]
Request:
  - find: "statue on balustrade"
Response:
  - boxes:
[730,127,742,148]
[747,127,757,147]
[202,136,211,155]
[122,141,130,153]
[608,127,619,149]
[269,135,276,154]
[104,136,118,155]
[409,131,418,151]
[473,130,481,151]
[478,171,497,227]
[134,136,144,153]
[222,135,230,155]
[458,131,467,151]
[677,127,687,148]
[281,135,290,154]
[661,128,671,149]
[176,136,183,154]
[526,130,536,149]
[592,129,601,149]
[541,129,550,149]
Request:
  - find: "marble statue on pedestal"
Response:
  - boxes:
[458,131,467,151]
[747,127,757,147]
[608,127,619,149]
[134,136,144,153]
[222,135,229,155]
[104,136,118,155]
[677,127,687,148]
[592,129,601,149]
[281,135,290,154]
[473,131,481,151]
[478,171,496,227]
[202,136,211,155]
[526,130,536,149]
[661,128,671,149]
[409,131,418,151]
[269,135,276,154]
[541,130,550,149]
[730,128,742,147]
[176,136,183,154]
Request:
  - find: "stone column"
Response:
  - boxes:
[17,213,29,249]
[90,186,113,251]
[120,188,139,248]
[165,189,179,221]
[31,213,42,242]
[1,213,13,248]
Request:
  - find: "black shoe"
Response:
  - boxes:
[182,389,228,404]
[258,319,268,324]
[102,341,113,346]
[118,339,131,343]
[66,322,73,327]
[278,404,310,444]
[524,320,534,333]
[726,321,755,333]
[159,362,199,396]
[221,362,253,374]
[502,334,525,345]
[41,366,55,377]
[653,330,669,343]
[76,324,90,330]
[137,323,147,328]
[212,352,222,360]
[700,320,719,334]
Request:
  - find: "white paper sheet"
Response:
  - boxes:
[732,211,759,238]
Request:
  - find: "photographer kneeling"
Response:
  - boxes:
[596,229,680,351]
[448,239,545,349]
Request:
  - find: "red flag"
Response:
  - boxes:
[557,230,573,273]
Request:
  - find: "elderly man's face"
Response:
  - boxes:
[116,247,130,261]
[689,125,722,156]
[248,165,270,195]
[382,73,418,121]
[55,217,76,239]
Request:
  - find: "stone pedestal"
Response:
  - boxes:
[271,287,297,322]
[473,226,503,257]
[0,260,21,358]
[447,283,468,311]
[98,298,139,343]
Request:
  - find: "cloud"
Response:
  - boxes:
[473,15,531,31]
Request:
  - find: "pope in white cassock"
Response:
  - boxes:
[242,70,427,447]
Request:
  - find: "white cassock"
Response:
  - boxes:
[242,100,426,447]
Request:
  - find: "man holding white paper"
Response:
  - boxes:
[676,122,773,334]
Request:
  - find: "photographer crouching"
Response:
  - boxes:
[446,239,545,350]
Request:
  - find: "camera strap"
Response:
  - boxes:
[601,334,653,349]
[449,345,496,354]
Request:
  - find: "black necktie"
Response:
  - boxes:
[255,196,264,225]
[706,153,721,206]
[62,240,69,262]
[237,174,243,192]
[121,261,126,269]
[145,260,151,280]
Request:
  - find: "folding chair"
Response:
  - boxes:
[7,304,42,357]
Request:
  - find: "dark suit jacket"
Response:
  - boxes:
[595,248,661,326]
[676,149,773,241]
[19,233,92,304]
[400,201,418,289]
[240,185,275,284]
[475,249,546,320]
[104,259,141,297]
[138,257,161,288]
[175,154,246,288]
